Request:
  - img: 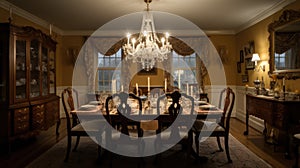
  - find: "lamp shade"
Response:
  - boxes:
[251,53,260,62]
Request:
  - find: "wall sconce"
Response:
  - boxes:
[251,53,265,72]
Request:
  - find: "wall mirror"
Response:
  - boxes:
[268,10,300,75]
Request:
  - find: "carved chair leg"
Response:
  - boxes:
[56,119,61,136]
[64,135,72,162]
[224,134,232,163]
[294,139,299,168]
[73,136,80,151]
[216,136,223,152]
[194,132,200,155]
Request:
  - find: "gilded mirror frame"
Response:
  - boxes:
[268,9,300,74]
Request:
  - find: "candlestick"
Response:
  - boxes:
[178,73,181,89]
[147,77,150,93]
[186,83,189,95]
[164,78,167,92]
[49,24,52,36]
[112,80,116,94]
[136,83,139,96]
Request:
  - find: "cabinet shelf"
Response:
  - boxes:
[0,23,59,153]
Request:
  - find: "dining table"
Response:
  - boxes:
[71,98,223,161]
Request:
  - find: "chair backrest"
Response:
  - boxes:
[218,87,235,132]
[61,87,79,118]
[157,91,194,116]
[61,87,79,134]
[132,87,143,96]
[199,93,209,103]
[105,92,143,136]
[156,91,194,138]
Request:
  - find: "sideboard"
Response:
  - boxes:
[244,94,300,158]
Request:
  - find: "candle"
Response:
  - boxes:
[190,85,193,96]
[126,33,130,44]
[178,73,181,90]
[112,80,116,94]
[121,85,124,92]
[136,83,139,96]
[283,77,285,86]
[148,77,150,92]
[164,78,167,92]
[49,24,52,36]
[186,83,189,95]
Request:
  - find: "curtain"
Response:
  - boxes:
[83,36,211,93]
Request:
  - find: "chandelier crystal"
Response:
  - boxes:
[123,0,172,71]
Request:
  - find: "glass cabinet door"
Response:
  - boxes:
[15,39,27,100]
[30,39,41,98]
[49,50,55,94]
[41,46,49,96]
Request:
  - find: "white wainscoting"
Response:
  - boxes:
[205,85,264,133]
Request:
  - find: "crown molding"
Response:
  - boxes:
[235,0,296,33]
[0,0,64,35]
[0,0,296,36]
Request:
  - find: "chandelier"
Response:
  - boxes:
[123,0,172,71]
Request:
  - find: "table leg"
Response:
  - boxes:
[187,130,208,163]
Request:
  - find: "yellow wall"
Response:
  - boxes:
[57,36,85,86]
[208,35,237,86]
[1,2,300,91]
[235,0,300,91]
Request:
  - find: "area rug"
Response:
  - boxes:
[25,134,272,168]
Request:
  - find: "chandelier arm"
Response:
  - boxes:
[123,0,172,71]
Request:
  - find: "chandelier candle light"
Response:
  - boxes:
[123,0,172,71]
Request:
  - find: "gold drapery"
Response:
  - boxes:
[84,36,210,93]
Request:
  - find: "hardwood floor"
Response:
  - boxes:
[0,118,296,168]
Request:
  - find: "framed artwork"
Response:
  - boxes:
[245,57,255,70]
[242,75,249,83]
[239,50,244,63]
[237,62,241,73]
[243,41,255,57]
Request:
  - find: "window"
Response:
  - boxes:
[275,49,292,70]
[97,49,121,92]
[172,51,197,93]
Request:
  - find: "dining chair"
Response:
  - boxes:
[293,134,300,168]
[61,87,105,162]
[192,87,235,163]
[104,92,145,166]
[154,91,195,163]
[199,93,209,103]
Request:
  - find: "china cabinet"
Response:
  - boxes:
[0,23,60,153]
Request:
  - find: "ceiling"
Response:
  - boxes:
[2,0,296,35]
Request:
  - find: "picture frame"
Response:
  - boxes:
[242,75,249,83]
[237,62,241,73]
[243,41,255,57]
[239,50,244,63]
[245,57,255,70]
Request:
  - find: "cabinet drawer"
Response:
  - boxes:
[14,108,30,135]
[45,99,59,128]
[273,103,285,128]
[32,104,45,130]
